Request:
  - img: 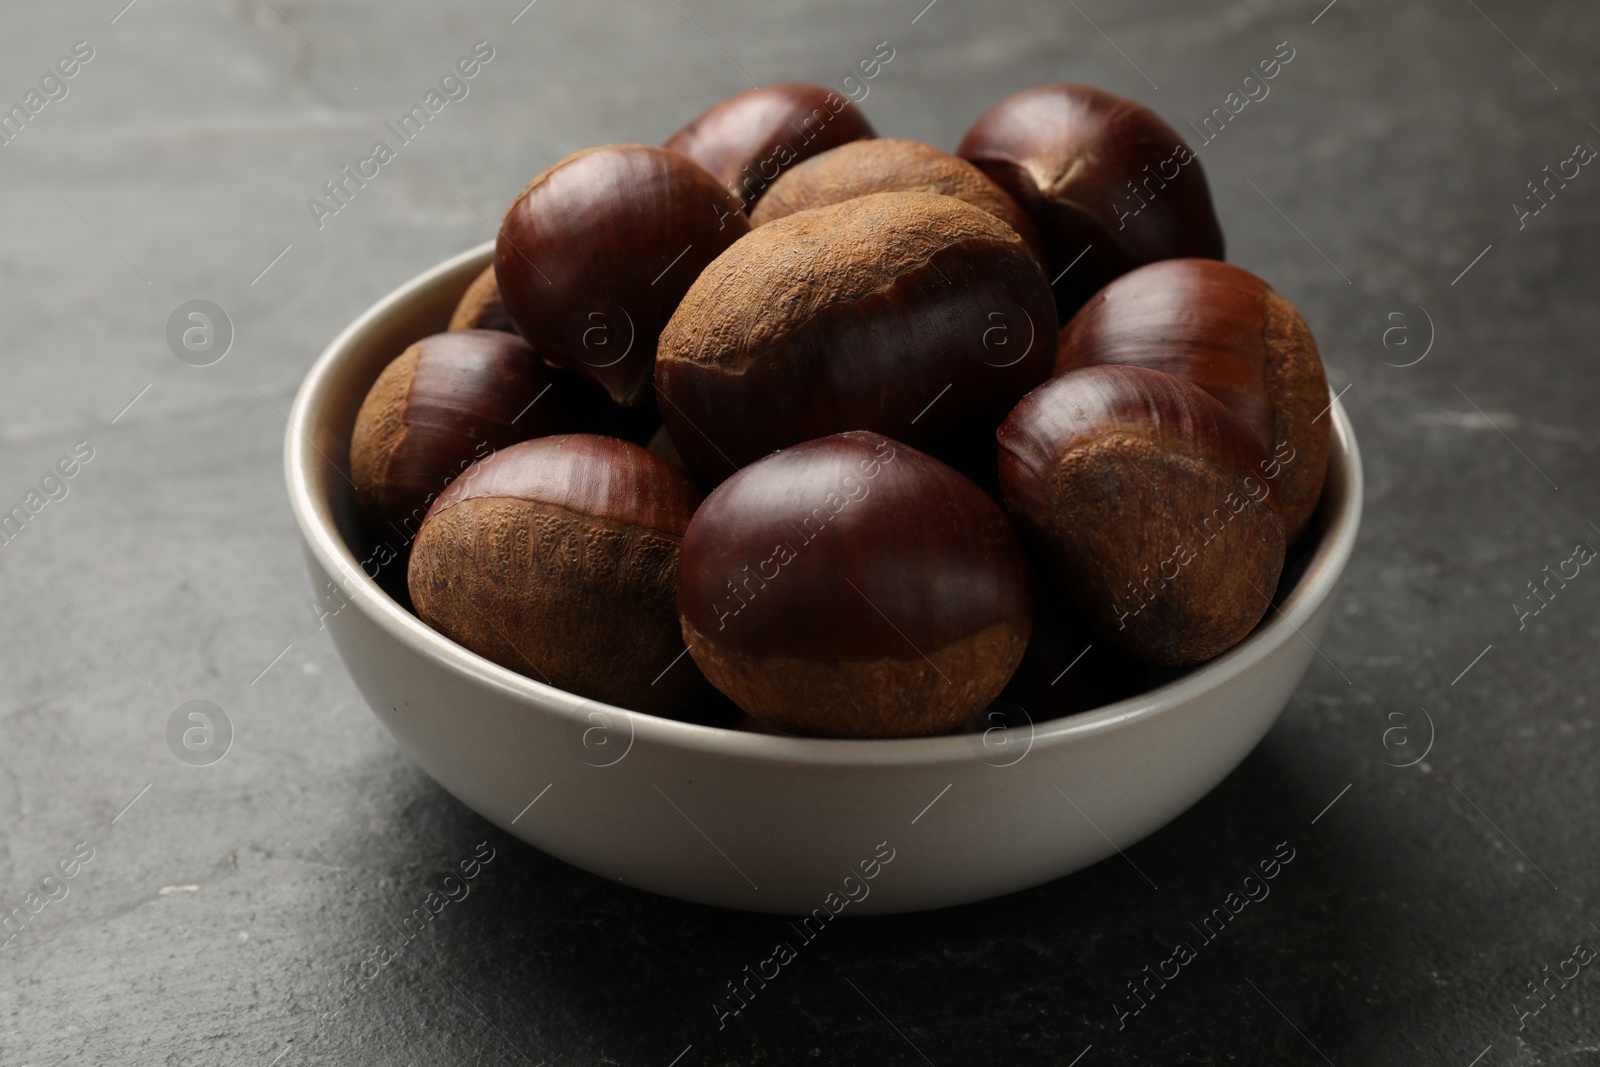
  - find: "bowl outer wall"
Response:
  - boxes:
[286,241,1364,916]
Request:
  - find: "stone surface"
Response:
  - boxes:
[0,1,1597,1064]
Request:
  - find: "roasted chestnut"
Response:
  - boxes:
[408,434,706,713]
[677,431,1031,738]
[749,138,1044,262]
[448,265,516,333]
[997,365,1285,666]
[656,191,1057,483]
[664,83,875,211]
[958,83,1224,319]
[350,330,594,545]
[495,145,750,407]
[1055,258,1329,541]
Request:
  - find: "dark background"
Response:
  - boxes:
[1,0,1597,1063]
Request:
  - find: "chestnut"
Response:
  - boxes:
[655,191,1058,484]
[495,145,750,407]
[748,138,1045,262]
[997,365,1285,666]
[957,84,1224,319]
[448,265,517,334]
[350,330,596,545]
[677,431,1031,738]
[663,83,875,212]
[408,434,707,714]
[1055,259,1329,541]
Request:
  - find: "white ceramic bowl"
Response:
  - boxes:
[286,241,1363,915]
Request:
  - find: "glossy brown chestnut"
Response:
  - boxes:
[495,145,750,407]
[408,434,706,714]
[448,265,516,333]
[663,83,875,212]
[656,191,1058,484]
[749,138,1045,262]
[958,83,1225,319]
[1055,258,1329,541]
[350,330,595,546]
[997,365,1285,666]
[677,431,1031,738]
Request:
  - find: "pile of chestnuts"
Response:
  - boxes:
[349,81,1331,740]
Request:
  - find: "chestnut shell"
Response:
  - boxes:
[1055,258,1330,541]
[664,83,875,210]
[749,138,1045,263]
[656,191,1057,484]
[495,145,750,407]
[448,265,517,334]
[678,431,1031,738]
[408,434,706,714]
[998,365,1285,666]
[958,83,1224,319]
[350,330,592,545]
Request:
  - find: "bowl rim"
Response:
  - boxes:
[286,240,1364,769]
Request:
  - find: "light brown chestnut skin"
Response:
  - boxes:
[664,83,875,212]
[677,431,1031,738]
[1056,259,1329,542]
[749,138,1046,263]
[495,145,750,407]
[408,434,707,714]
[997,365,1285,666]
[958,84,1224,320]
[350,330,599,545]
[656,191,1058,484]
[448,266,516,333]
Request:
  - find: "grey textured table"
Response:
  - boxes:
[2,1,1597,1064]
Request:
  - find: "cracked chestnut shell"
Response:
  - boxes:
[678,431,1031,738]
[408,434,706,714]
[448,266,516,333]
[1055,259,1329,541]
[350,330,597,544]
[749,138,1045,263]
[958,83,1224,319]
[664,83,875,211]
[495,145,750,407]
[655,191,1058,484]
[997,365,1285,666]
